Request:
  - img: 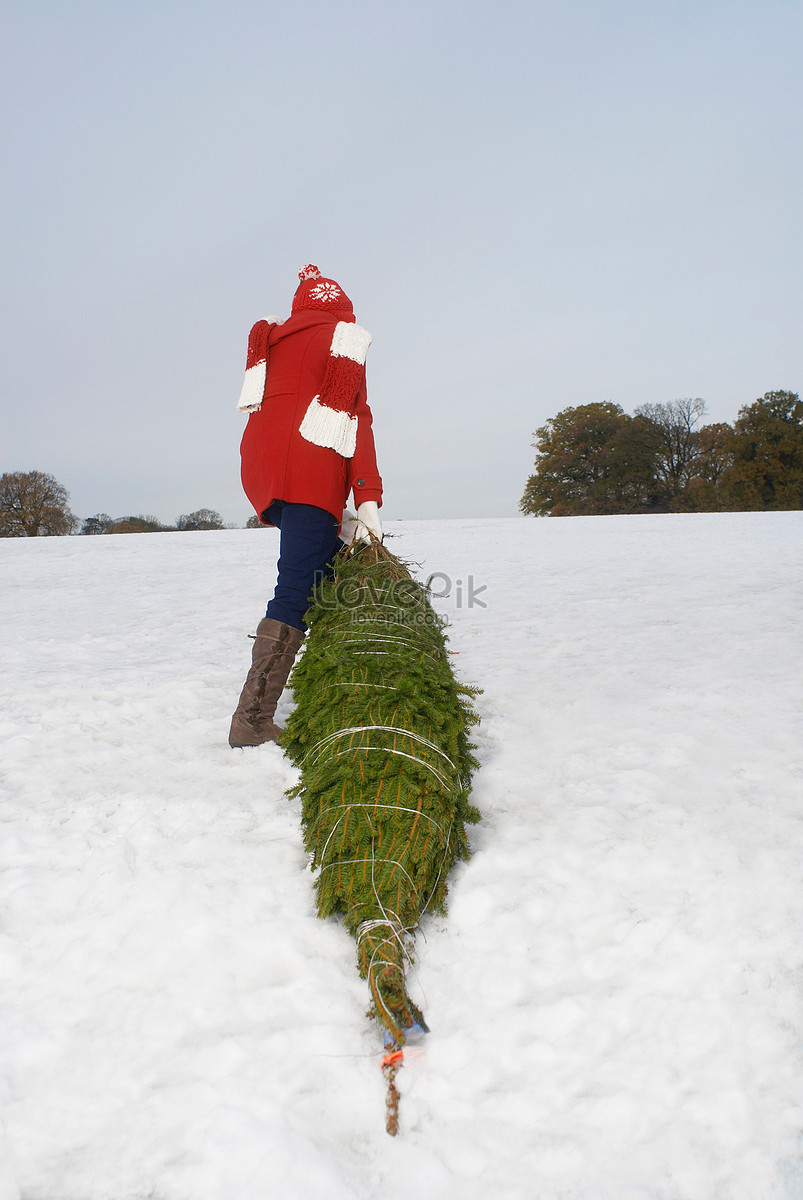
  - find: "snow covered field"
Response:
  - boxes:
[1,512,801,1200]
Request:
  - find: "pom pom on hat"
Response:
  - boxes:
[298,264,321,282]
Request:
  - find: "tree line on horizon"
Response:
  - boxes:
[0,472,252,538]
[520,390,802,516]
[3,390,801,536]
[78,509,232,535]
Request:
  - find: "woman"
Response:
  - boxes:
[229,265,383,747]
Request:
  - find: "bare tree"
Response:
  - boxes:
[634,398,707,497]
[81,513,115,535]
[0,470,77,537]
[176,508,225,531]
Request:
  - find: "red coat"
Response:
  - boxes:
[239,310,383,525]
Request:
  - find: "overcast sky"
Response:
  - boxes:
[3,0,801,526]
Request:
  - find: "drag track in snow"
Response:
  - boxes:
[1,513,801,1200]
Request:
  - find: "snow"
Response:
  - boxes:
[1,512,801,1200]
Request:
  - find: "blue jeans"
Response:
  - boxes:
[263,501,343,631]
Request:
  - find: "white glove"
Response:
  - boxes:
[340,502,382,544]
[339,508,358,543]
[355,501,382,542]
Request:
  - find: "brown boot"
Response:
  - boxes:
[228,618,305,748]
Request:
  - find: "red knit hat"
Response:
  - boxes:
[291,264,354,317]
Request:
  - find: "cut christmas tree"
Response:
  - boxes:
[282,539,481,1133]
